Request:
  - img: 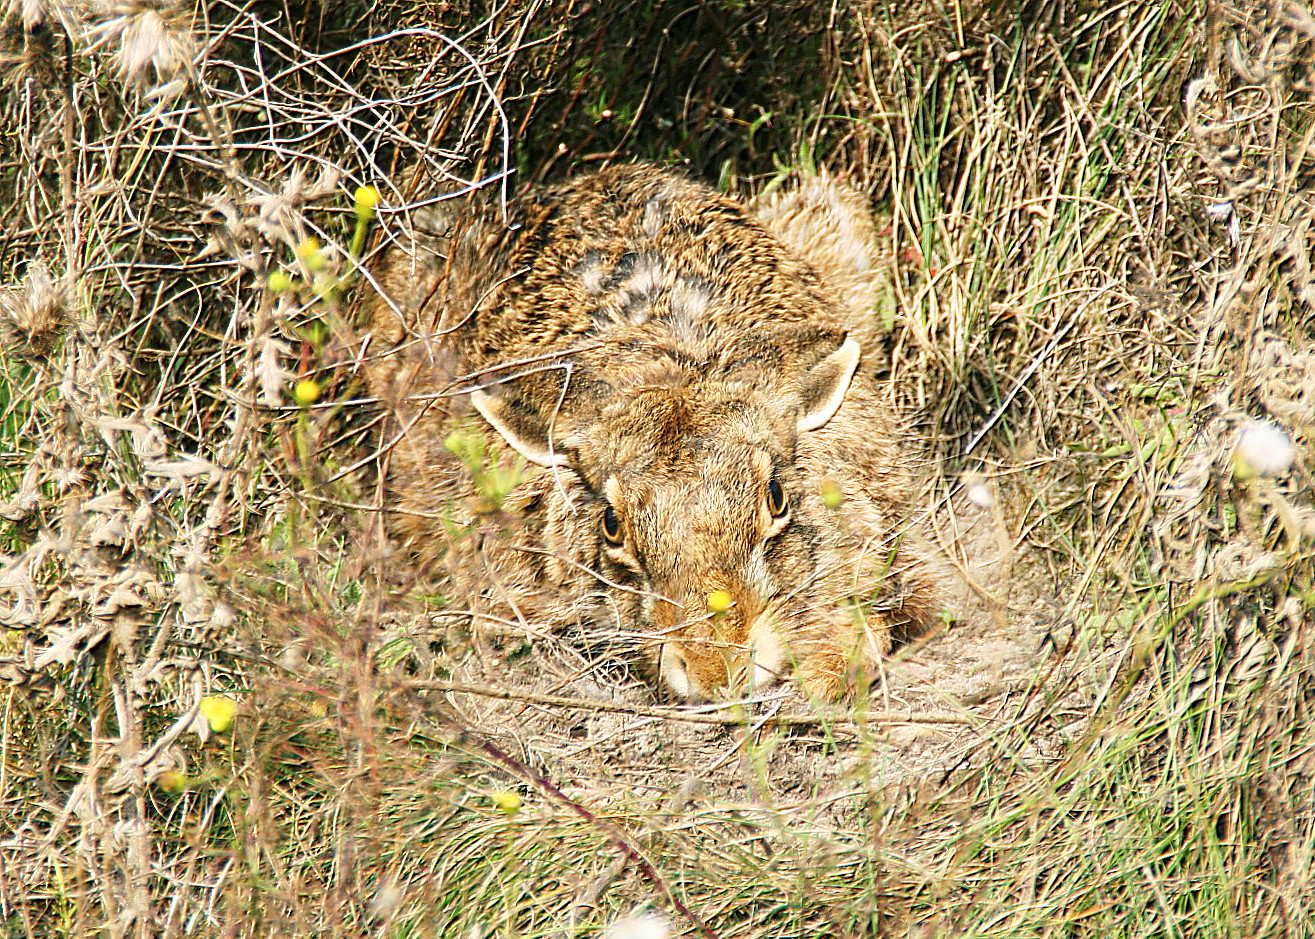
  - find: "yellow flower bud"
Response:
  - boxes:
[707,589,734,613]
[293,379,321,406]
[267,270,294,293]
[491,789,522,814]
[200,695,238,733]
[156,770,187,794]
[295,237,327,272]
[354,185,381,217]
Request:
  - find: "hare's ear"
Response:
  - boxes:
[797,337,861,432]
[470,386,573,467]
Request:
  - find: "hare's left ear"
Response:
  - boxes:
[797,337,861,432]
[471,383,575,467]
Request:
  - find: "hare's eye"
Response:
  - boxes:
[766,478,788,519]
[602,504,624,545]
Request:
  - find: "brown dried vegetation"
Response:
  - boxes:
[0,0,1312,937]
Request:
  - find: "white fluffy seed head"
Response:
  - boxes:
[961,472,994,508]
[87,0,196,84]
[604,912,671,939]
[1234,419,1296,478]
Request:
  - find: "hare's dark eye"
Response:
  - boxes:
[602,504,623,545]
[766,478,788,519]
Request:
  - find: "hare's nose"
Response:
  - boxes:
[659,643,692,700]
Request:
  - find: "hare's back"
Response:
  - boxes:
[464,165,844,368]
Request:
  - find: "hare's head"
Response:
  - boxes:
[471,327,868,701]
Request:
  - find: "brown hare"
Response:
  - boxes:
[361,164,941,702]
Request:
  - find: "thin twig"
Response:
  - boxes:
[407,679,979,727]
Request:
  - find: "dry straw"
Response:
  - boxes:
[0,0,1311,936]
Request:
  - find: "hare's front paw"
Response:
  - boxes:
[793,618,894,701]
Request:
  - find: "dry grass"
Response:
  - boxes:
[1,0,1313,936]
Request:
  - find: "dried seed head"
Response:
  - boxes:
[4,0,57,32]
[246,164,342,245]
[0,11,64,87]
[0,261,70,359]
[87,0,195,84]
[368,882,404,919]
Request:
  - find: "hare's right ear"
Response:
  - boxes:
[797,337,861,432]
[470,385,573,467]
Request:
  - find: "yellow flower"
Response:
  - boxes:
[156,770,187,794]
[707,589,734,613]
[354,185,381,217]
[200,695,238,733]
[293,379,321,406]
[491,789,522,814]
[295,237,327,272]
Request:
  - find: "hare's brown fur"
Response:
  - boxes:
[362,164,941,701]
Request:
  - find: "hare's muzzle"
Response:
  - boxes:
[657,643,697,701]
[655,592,790,702]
